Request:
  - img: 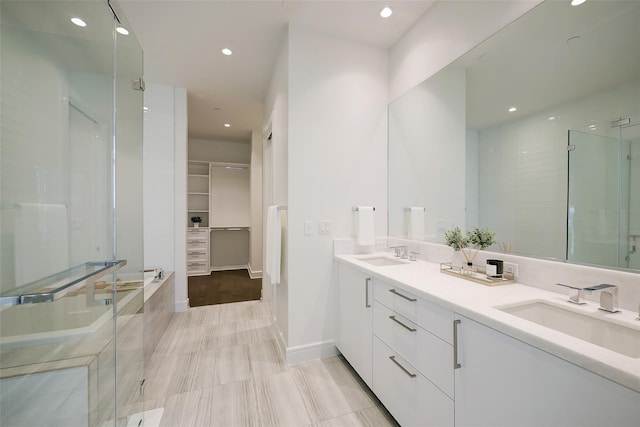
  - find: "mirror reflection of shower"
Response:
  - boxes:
[568,115,639,269]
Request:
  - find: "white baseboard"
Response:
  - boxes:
[248,264,262,279]
[286,340,338,365]
[210,264,247,272]
[175,299,189,312]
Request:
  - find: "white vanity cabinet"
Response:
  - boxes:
[336,262,373,387]
[372,281,455,427]
[454,314,640,427]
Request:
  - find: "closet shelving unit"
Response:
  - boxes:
[187,160,251,276]
[187,160,210,228]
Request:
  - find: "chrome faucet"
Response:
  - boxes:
[555,283,587,305]
[389,245,408,259]
[584,284,620,313]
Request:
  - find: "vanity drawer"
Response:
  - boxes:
[373,280,419,323]
[373,280,454,344]
[373,302,419,366]
[373,302,454,398]
[372,336,454,427]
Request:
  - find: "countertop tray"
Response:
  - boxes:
[440,262,514,286]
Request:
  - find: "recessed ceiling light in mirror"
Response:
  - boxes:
[70,17,86,27]
[221,48,233,56]
[380,6,393,18]
[508,107,517,112]
[116,26,129,35]
[571,0,586,6]
[224,123,231,128]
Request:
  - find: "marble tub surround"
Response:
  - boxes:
[335,252,640,393]
[144,272,175,362]
[142,300,398,427]
[384,237,640,312]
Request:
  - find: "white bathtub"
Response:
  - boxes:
[0,274,157,350]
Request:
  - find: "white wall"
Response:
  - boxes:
[263,31,290,351]
[188,138,250,163]
[143,83,176,271]
[142,83,187,311]
[389,0,541,102]
[286,26,388,362]
[388,66,467,241]
[249,130,263,277]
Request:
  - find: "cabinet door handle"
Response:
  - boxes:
[389,355,417,378]
[453,319,462,369]
[389,315,416,332]
[365,277,371,308]
[389,289,417,302]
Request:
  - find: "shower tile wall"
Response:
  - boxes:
[476,80,640,260]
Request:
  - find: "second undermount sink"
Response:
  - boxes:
[497,300,640,358]
[356,255,410,267]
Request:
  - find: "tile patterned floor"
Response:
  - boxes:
[143,301,399,427]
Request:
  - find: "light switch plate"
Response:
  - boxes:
[304,220,313,235]
[319,220,331,235]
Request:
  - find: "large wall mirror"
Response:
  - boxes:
[388,0,640,271]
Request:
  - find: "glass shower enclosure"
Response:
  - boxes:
[568,114,640,270]
[0,1,144,425]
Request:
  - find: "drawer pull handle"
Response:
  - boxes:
[389,289,417,302]
[453,319,461,369]
[389,315,416,332]
[365,277,371,308]
[389,355,417,378]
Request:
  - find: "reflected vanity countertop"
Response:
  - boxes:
[335,253,640,393]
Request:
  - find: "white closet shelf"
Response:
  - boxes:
[188,209,209,212]
[188,174,209,178]
[188,192,209,196]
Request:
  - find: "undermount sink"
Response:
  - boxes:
[356,255,409,267]
[497,300,640,358]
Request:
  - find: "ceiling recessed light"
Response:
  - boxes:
[221,48,233,56]
[143,106,149,112]
[508,107,517,112]
[70,17,87,27]
[224,123,231,128]
[116,26,129,35]
[571,0,586,6]
[548,116,556,121]
[380,6,393,18]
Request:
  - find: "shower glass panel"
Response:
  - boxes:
[0,1,144,426]
[113,8,145,425]
[568,129,631,268]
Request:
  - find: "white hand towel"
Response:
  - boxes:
[266,205,281,285]
[356,207,375,246]
[408,207,425,240]
[14,203,69,286]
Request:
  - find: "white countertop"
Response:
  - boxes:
[335,253,640,393]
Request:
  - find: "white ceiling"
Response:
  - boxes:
[118,0,435,142]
